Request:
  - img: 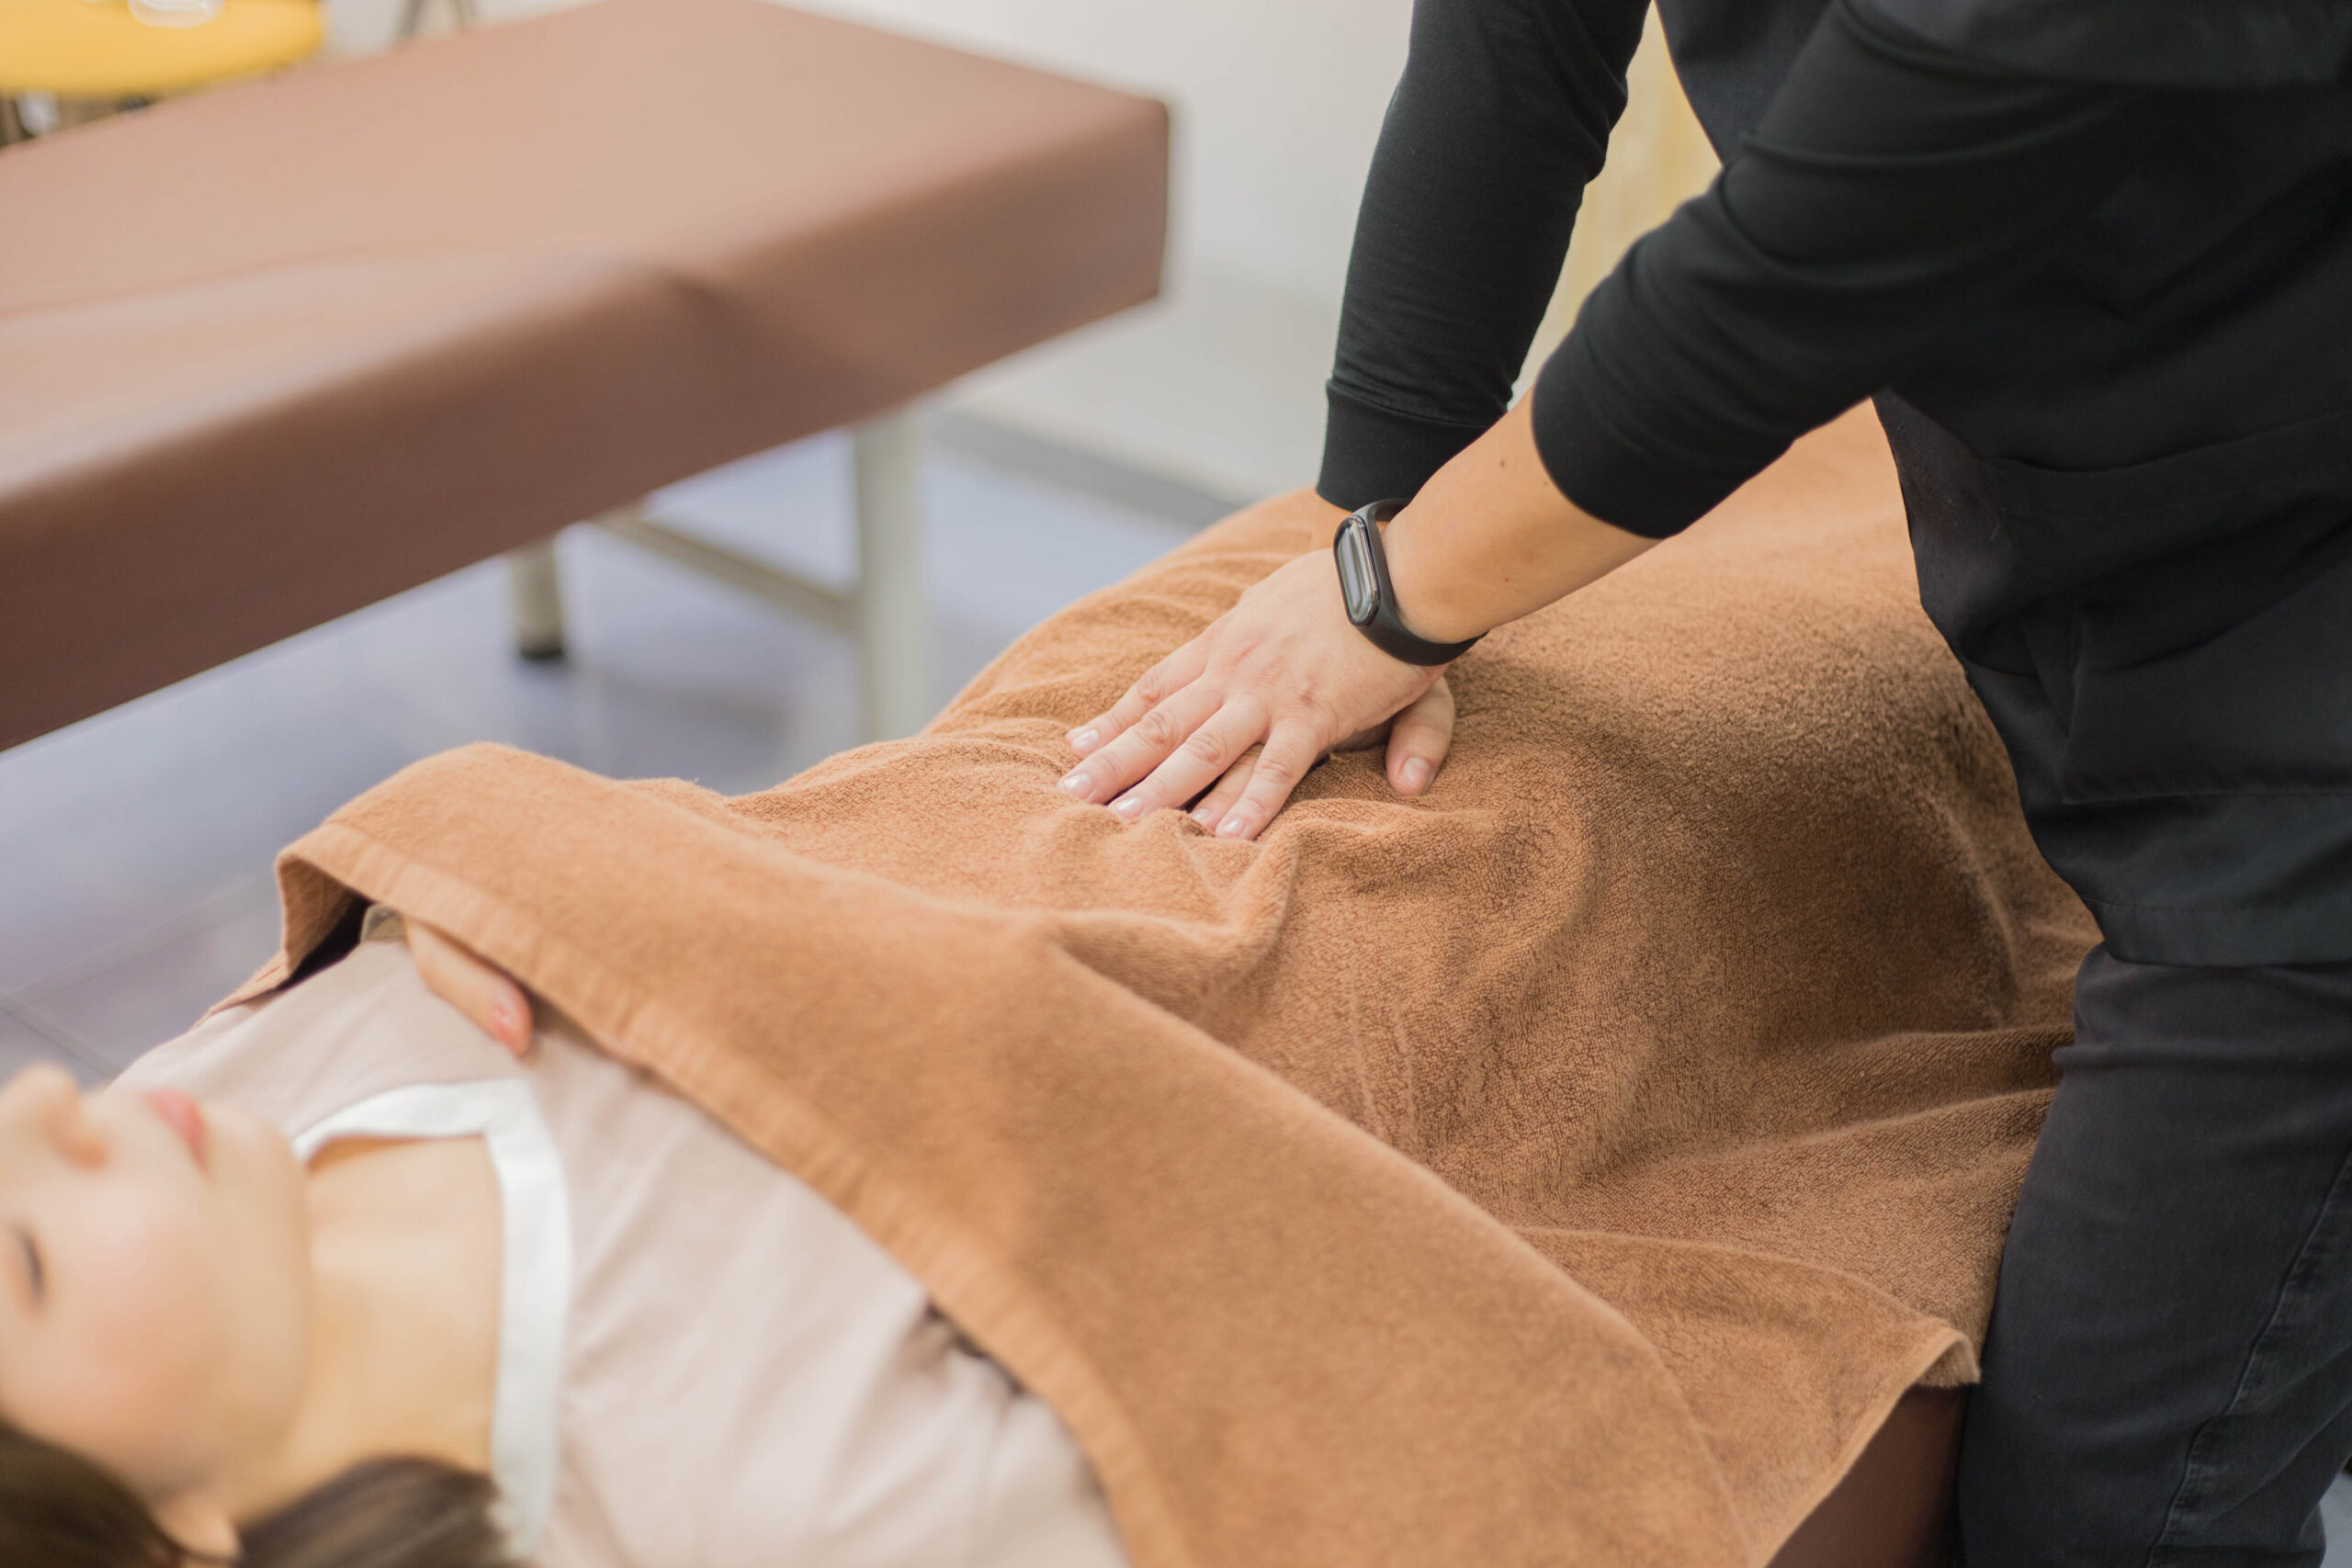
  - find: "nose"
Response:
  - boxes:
[0,1063,106,1168]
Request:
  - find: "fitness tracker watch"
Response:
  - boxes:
[1331,499,1483,666]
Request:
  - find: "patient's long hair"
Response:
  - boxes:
[0,1417,510,1568]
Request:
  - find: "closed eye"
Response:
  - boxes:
[15,1226,42,1306]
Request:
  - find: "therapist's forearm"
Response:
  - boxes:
[1377,395,1658,646]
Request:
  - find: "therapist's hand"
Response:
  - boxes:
[1061,394,1658,839]
[1058,545,1453,840]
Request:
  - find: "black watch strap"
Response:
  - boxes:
[1331,500,1483,666]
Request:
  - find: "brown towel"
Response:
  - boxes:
[229,406,2092,1566]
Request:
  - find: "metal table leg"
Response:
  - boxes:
[852,409,930,741]
[578,405,932,742]
[507,537,566,660]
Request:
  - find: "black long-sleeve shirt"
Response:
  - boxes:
[1318,0,2352,536]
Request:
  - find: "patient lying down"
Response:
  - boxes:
[2,908,1122,1568]
[0,671,1464,1568]
[0,423,2098,1568]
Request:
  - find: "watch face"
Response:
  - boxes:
[1335,520,1378,626]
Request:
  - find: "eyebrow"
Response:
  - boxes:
[13,1227,40,1306]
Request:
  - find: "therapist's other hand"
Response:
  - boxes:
[406,918,535,1058]
[1058,546,1451,840]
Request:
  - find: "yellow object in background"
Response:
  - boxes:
[0,0,322,100]
[1521,5,1721,387]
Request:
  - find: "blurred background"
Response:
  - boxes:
[326,0,1721,504]
[0,0,1714,1075]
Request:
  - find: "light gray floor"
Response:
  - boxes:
[0,425,1203,1079]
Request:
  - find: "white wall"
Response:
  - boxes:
[781,0,1408,311]
[784,0,1415,502]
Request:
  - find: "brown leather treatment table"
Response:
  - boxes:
[0,0,1168,747]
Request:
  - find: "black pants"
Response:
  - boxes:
[1957,949,2352,1564]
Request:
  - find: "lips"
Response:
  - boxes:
[142,1089,208,1170]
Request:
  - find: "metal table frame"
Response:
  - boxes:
[504,407,931,742]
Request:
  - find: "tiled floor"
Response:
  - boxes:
[0,423,1204,1078]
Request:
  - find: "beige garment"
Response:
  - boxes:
[119,924,1126,1568]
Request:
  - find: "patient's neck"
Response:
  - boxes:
[232,1136,503,1524]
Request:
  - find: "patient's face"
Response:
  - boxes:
[0,1064,309,1512]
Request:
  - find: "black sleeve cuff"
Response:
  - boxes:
[1316,385,1492,512]
[1527,341,1767,538]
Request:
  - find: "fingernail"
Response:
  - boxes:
[1058,772,1088,796]
[1191,807,1216,827]
[490,1001,517,1040]
[1401,757,1431,792]
[1112,795,1148,820]
[1217,814,1249,839]
[1069,727,1098,752]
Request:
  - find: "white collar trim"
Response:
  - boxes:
[292,1080,571,1557]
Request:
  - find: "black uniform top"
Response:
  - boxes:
[1321,0,2352,531]
[1319,0,2352,967]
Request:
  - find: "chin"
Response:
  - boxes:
[183,1099,309,1249]
[214,1100,301,1190]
